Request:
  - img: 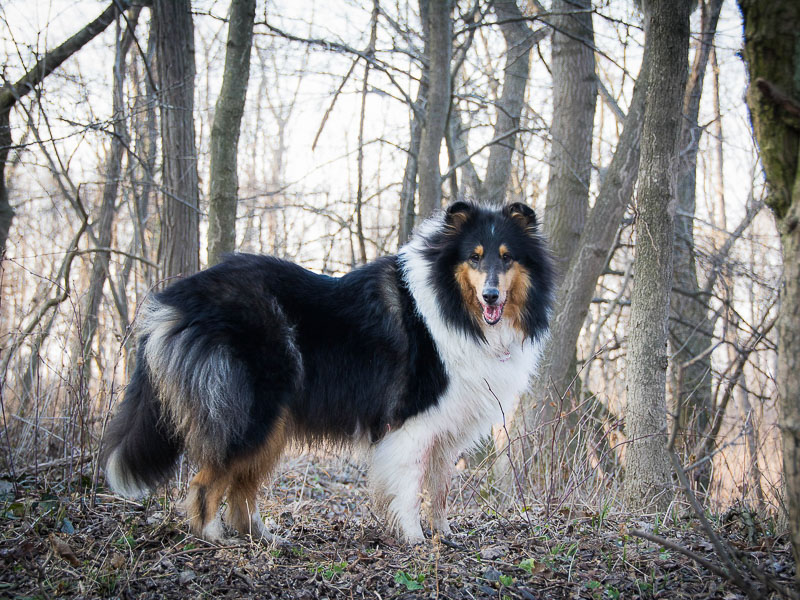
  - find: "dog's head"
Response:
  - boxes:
[445,201,541,330]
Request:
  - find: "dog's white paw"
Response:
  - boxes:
[432,518,452,536]
[222,508,290,547]
[201,517,230,544]
[400,523,426,546]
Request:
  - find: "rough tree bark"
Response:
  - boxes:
[524,0,597,431]
[207,0,257,266]
[669,0,723,477]
[494,21,651,492]
[543,0,597,272]
[622,0,691,511]
[416,0,452,220]
[153,0,201,279]
[478,0,538,207]
[737,0,800,586]
[0,0,136,257]
[398,81,427,245]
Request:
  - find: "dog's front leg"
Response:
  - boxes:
[423,441,456,536]
[369,426,432,544]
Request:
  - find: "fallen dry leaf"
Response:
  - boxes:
[49,533,80,567]
[480,544,508,560]
[109,552,125,569]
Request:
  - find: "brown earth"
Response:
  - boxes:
[0,456,795,599]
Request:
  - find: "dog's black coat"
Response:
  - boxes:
[105,255,449,485]
[103,201,554,500]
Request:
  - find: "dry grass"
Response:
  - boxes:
[0,442,796,598]
[0,322,793,598]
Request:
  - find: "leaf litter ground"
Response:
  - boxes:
[1,455,795,599]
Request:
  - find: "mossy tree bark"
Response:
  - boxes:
[738,0,800,586]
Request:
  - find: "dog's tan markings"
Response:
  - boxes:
[186,466,231,538]
[473,244,484,258]
[447,208,471,230]
[225,411,290,537]
[455,263,485,321]
[185,408,290,541]
[508,205,537,235]
[500,263,531,334]
[499,244,509,257]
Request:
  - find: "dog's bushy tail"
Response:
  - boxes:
[101,346,181,498]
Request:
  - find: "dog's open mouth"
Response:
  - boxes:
[481,302,505,325]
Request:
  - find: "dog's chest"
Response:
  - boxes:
[427,321,541,440]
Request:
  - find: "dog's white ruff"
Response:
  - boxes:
[370,214,545,542]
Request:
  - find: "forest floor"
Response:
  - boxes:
[0,454,795,599]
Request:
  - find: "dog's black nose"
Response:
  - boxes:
[482,287,500,305]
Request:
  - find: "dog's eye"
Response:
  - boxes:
[469,253,481,264]
[502,253,514,264]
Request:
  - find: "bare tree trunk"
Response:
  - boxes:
[710,62,766,510]
[207,0,256,266]
[416,0,452,219]
[543,0,597,271]
[120,27,159,299]
[517,0,596,432]
[738,0,800,584]
[622,0,691,511]
[669,0,723,482]
[724,311,766,511]
[494,27,651,492]
[445,104,482,198]
[478,0,538,206]
[70,12,140,386]
[0,0,135,257]
[442,1,545,212]
[355,0,379,264]
[398,82,426,245]
[153,0,200,280]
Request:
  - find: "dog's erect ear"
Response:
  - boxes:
[505,202,538,233]
[445,201,475,229]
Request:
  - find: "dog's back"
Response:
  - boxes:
[103,202,554,544]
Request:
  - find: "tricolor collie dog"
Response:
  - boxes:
[102,201,554,544]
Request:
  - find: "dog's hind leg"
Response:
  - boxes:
[185,466,232,543]
[224,414,289,544]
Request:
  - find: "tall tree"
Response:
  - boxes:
[522,0,597,434]
[72,11,141,382]
[416,0,452,220]
[408,0,542,238]
[669,0,723,477]
[622,0,692,510]
[494,10,650,491]
[737,0,800,585]
[478,0,541,206]
[398,80,427,244]
[0,1,137,257]
[543,0,597,272]
[207,0,257,266]
[153,0,201,280]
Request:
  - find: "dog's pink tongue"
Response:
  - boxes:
[484,304,501,322]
